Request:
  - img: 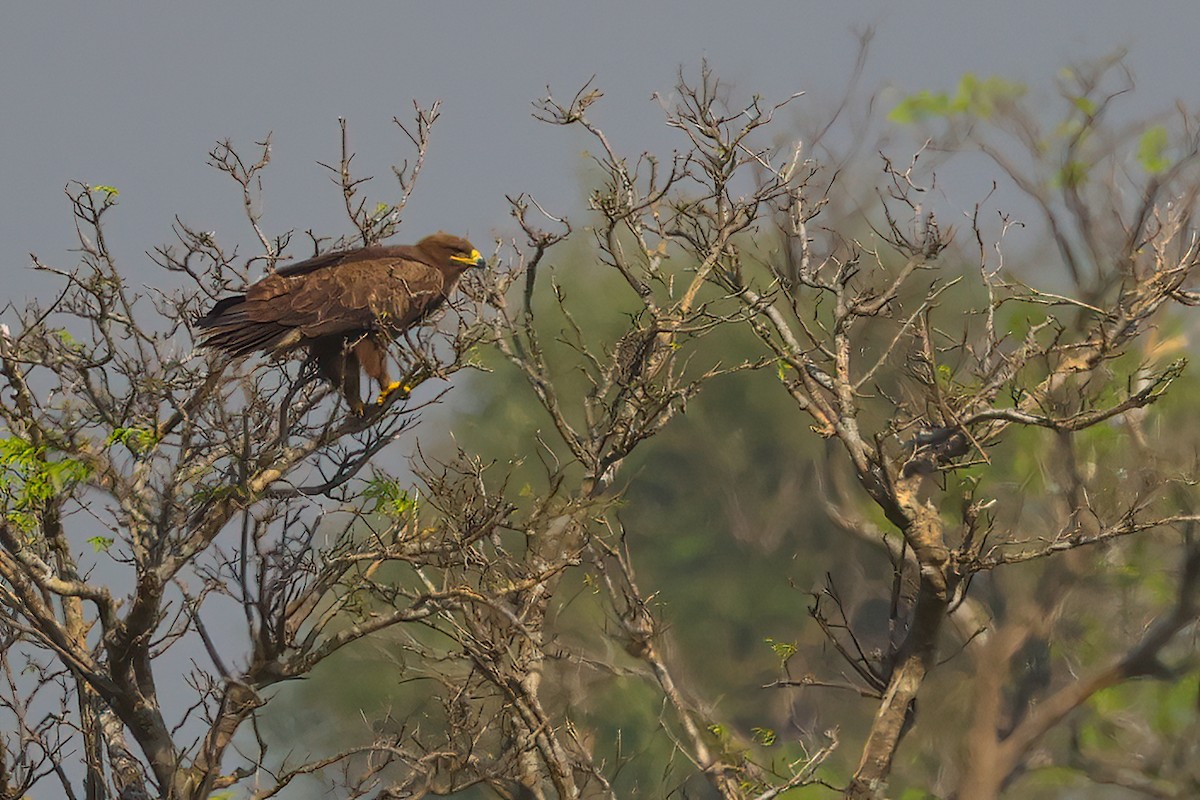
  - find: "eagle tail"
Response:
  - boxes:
[196,295,296,357]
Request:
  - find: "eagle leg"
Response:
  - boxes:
[313,339,364,414]
[354,338,405,405]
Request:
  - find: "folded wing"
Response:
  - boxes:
[196,250,446,355]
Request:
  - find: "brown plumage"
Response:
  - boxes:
[197,232,484,411]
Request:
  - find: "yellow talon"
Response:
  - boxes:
[376,381,410,405]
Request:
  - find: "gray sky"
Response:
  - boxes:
[3,1,1199,299]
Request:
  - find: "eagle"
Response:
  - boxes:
[196,232,485,412]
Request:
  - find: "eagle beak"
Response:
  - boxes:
[451,249,486,269]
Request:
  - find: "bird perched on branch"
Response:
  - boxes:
[196,232,485,412]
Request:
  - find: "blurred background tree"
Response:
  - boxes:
[284,60,1200,799]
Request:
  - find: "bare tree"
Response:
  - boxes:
[518,61,1200,799]
[0,109,497,799]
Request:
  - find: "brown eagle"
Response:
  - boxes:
[196,232,484,411]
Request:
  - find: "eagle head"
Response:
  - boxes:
[418,232,486,272]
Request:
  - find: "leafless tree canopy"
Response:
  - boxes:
[2,61,1199,799]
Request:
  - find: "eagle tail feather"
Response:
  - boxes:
[197,296,297,357]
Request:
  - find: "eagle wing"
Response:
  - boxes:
[198,249,447,354]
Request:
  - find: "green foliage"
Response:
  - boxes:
[86,535,115,552]
[282,88,1200,794]
[0,437,92,529]
[1085,675,1200,740]
[889,90,956,123]
[1021,766,1080,792]
[90,184,119,196]
[361,474,418,519]
[1151,670,1200,734]
[765,637,797,664]
[1070,95,1098,116]
[1137,125,1171,174]
[1053,159,1090,188]
[897,790,940,800]
[54,328,80,348]
[105,426,159,455]
[750,726,776,746]
[889,73,1026,123]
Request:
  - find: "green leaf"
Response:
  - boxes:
[1025,766,1079,790]
[889,74,1026,124]
[889,90,955,124]
[706,723,728,741]
[106,427,159,455]
[0,436,40,467]
[957,74,1025,118]
[5,510,37,532]
[1089,684,1126,716]
[0,437,92,514]
[765,637,797,662]
[362,475,417,518]
[1054,160,1090,188]
[91,184,119,196]
[898,790,940,800]
[751,726,776,746]
[1137,126,1170,174]
[87,535,115,552]
[1153,671,1200,732]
